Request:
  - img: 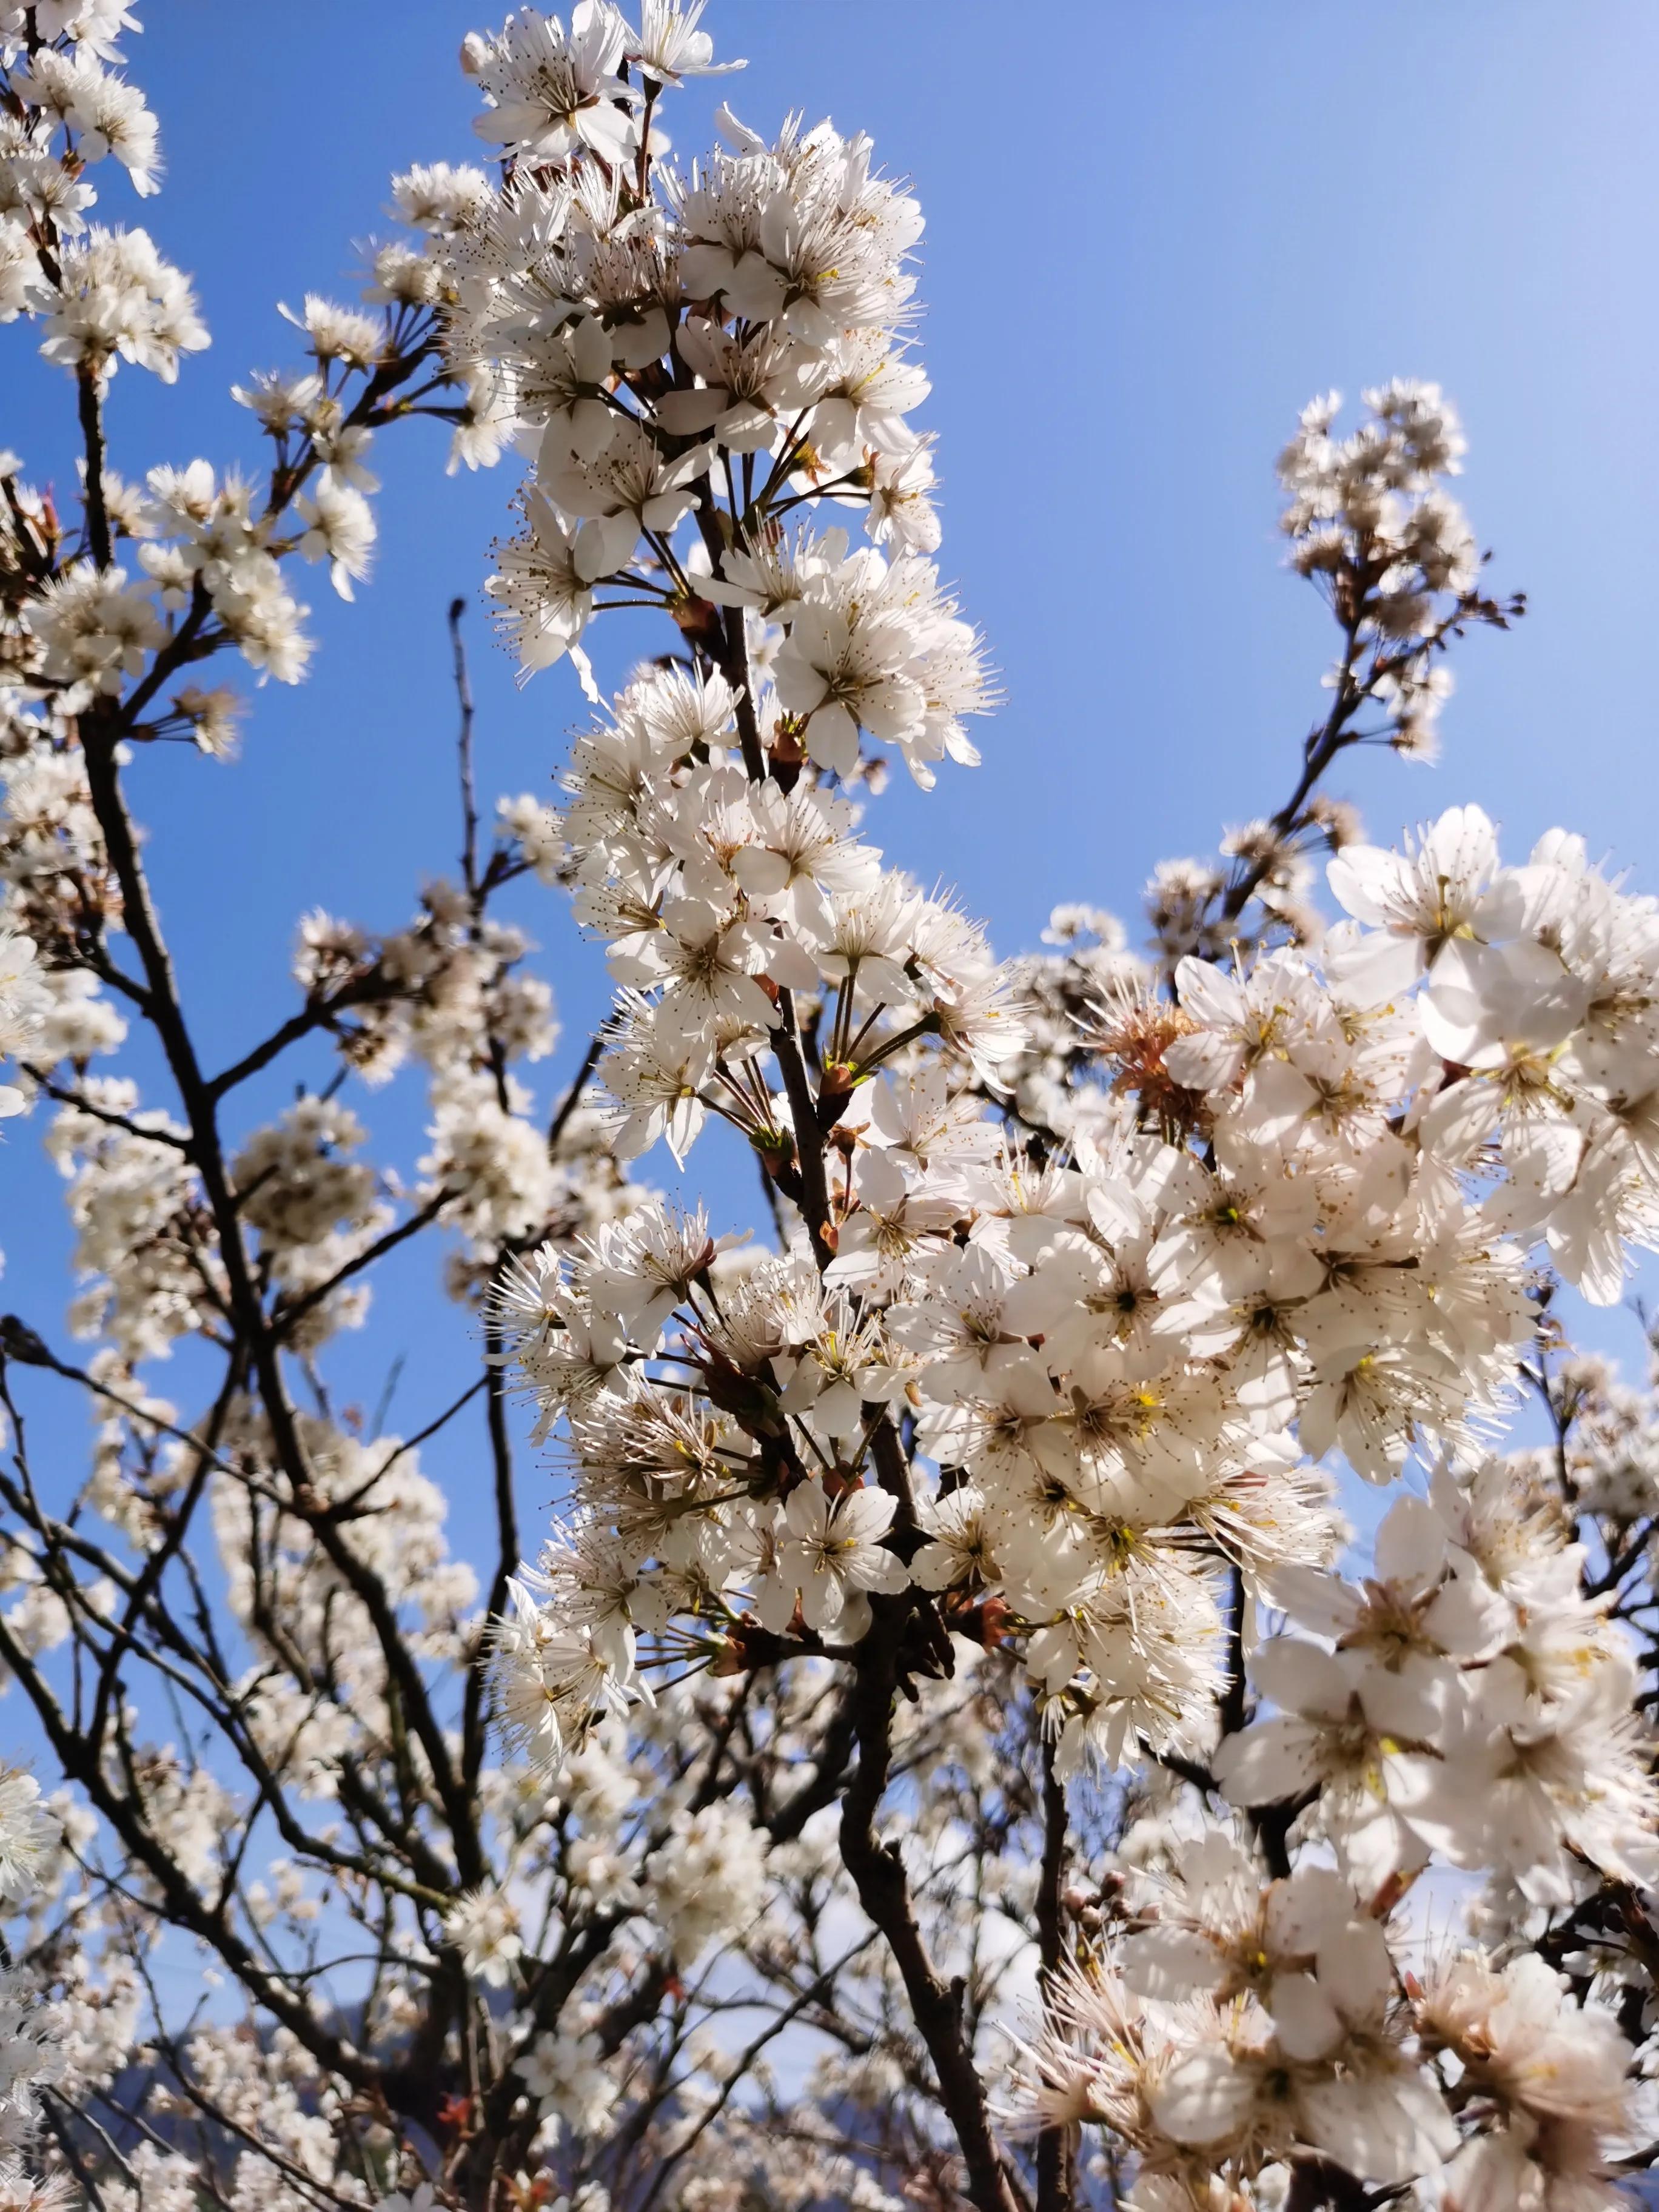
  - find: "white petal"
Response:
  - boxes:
[1374,1495,1445,1589]
[1214,1717,1323,1807]
[1119,1926,1225,2000]
[1252,1637,1353,1721]
[1147,2046,1259,2147]
[1297,2065,1458,2184]
[1268,1971,1343,2062]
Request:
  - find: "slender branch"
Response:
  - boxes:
[270,1190,452,1338]
[206,976,400,1101]
[0,1604,387,2105]
[839,1603,1021,2212]
[0,1318,244,1476]
[451,596,479,898]
[112,587,215,734]
[635,1934,884,2212]
[773,991,832,1265]
[75,365,112,570]
[1218,617,1362,928]
[1034,1734,1074,2212]
[546,1028,606,1158]
[18,1065,194,1150]
[462,1251,520,1790]
[75,707,485,1883]
[41,2090,110,2212]
[87,1362,240,1752]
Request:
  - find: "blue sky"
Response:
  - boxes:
[5,0,1659,1640]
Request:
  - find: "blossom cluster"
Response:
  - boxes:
[0,925,47,1119]
[0,0,506,743]
[494,796,1659,1814]
[1026,1842,1642,2209]
[1125,380,1521,976]
[0,5,1654,2211]
[0,1768,69,2202]
[415,20,1659,2199]
[443,6,977,777]
[1010,1407,1659,2207]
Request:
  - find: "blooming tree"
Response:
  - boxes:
[0,5,1655,2211]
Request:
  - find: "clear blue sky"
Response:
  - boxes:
[5,0,1658,1623]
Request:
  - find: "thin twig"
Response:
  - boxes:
[451,596,479,898]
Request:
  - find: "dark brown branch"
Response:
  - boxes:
[270,1190,451,1338]
[546,1027,606,1158]
[1218,1561,1248,1742]
[462,1249,520,1791]
[839,1602,1021,2212]
[774,991,833,1265]
[206,977,400,1101]
[76,366,112,570]
[451,596,479,897]
[1034,1734,1074,2212]
[18,1065,194,1150]
[75,709,485,1885]
[765,1684,859,1842]
[111,587,215,734]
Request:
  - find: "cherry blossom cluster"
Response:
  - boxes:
[492,792,1659,1810]
[420,16,1659,2199]
[0,1766,71,2203]
[1005,1432,1659,2210]
[1130,383,1523,976]
[438,4,978,777]
[1024,1846,1643,2211]
[1014,1478,1654,2198]
[0,0,504,748]
[0,923,47,1119]
[0,5,1654,2211]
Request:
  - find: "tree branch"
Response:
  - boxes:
[1034,1732,1074,2212]
[839,1602,1021,2212]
